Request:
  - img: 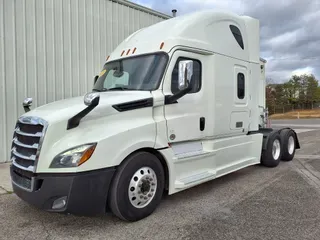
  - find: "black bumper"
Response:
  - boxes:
[10,164,116,216]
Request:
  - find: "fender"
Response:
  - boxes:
[248,127,300,151]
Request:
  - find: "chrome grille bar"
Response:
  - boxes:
[11,157,35,172]
[12,137,39,149]
[12,147,36,161]
[15,127,43,137]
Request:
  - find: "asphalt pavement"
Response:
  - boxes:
[271,118,320,133]
[1,119,320,240]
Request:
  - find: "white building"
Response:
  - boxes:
[0,0,171,163]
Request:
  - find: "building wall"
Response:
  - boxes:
[0,0,170,163]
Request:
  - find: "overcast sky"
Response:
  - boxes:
[131,0,320,83]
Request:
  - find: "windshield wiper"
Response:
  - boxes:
[92,88,110,92]
[93,87,136,92]
[107,87,136,91]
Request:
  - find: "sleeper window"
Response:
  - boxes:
[171,57,202,94]
[230,25,244,50]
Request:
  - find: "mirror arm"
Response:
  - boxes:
[67,94,100,130]
[66,103,98,130]
[23,106,31,113]
[165,85,192,105]
[94,75,99,85]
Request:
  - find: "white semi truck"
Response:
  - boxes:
[10,10,300,221]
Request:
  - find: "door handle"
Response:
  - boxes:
[200,117,205,131]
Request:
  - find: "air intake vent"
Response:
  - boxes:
[112,98,153,112]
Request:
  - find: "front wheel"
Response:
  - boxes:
[108,151,165,221]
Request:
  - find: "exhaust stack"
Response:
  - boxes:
[172,9,177,17]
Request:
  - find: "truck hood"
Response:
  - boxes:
[23,91,154,124]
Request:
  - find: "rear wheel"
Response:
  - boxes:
[261,132,282,168]
[280,129,296,161]
[108,151,165,221]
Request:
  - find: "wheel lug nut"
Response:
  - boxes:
[140,195,143,199]
[151,189,154,192]
[148,194,152,197]
[151,183,155,186]
[144,197,148,200]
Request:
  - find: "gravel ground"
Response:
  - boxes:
[1,123,320,240]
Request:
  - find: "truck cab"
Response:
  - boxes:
[10,10,300,221]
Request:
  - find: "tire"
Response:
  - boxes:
[280,129,296,161]
[108,151,165,221]
[261,132,282,168]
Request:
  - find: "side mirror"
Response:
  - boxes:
[165,60,194,105]
[84,92,100,107]
[93,75,99,85]
[178,60,193,90]
[23,97,33,113]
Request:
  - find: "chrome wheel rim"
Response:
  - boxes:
[288,136,295,155]
[128,167,157,208]
[272,139,281,160]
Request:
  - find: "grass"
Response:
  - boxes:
[270,108,320,119]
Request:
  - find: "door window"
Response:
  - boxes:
[171,57,202,94]
[237,73,245,99]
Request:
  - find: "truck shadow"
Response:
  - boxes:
[4,160,298,240]
[4,159,315,240]
[13,163,278,222]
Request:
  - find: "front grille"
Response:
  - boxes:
[11,165,43,192]
[11,169,33,191]
[11,116,48,173]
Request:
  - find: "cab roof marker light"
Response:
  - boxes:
[160,42,164,49]
[121,50,125,56]
[106,55,110,61]
[132,47,137,54]
[126,49,131,55]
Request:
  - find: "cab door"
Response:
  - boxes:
[162,50,207,143]
[230,64,250,134]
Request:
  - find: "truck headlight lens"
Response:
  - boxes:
[50,143,97,168]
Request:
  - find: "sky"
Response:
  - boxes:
[131,0,320,83]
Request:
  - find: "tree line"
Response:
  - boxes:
[266,74,320,115]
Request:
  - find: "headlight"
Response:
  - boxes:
[49,143,97,168]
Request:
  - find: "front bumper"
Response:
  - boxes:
[10,164,116,216]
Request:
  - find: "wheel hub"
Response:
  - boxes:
[288,136,295,155]
[272,139,281,160]
[141,179,151,194]
[128,167,157,208]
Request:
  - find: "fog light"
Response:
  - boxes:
[52,196,67,210]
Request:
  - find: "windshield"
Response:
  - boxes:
[93,53,168,92]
